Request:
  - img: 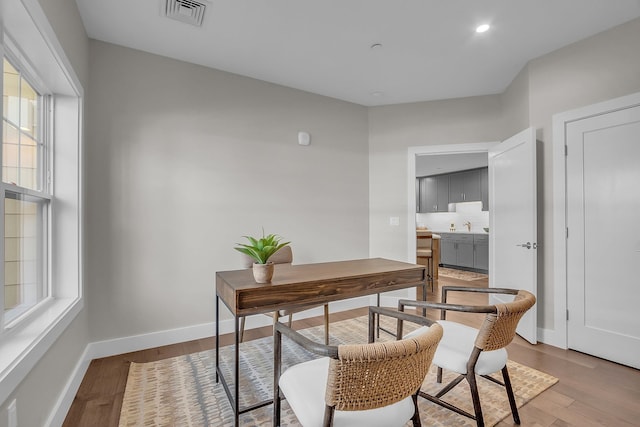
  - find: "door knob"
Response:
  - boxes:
[516,242,532,249]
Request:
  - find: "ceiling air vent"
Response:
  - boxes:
[165,0,207,27]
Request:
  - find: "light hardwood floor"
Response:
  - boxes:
[63,274,640,426]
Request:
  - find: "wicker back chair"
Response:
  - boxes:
[238,246,330,344]
[274,308,443,427]
[393,286,536,427]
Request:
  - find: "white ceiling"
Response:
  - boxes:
[74,0,640,106]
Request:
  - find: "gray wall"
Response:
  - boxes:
[368,16,640,333]
[85,41,370,341]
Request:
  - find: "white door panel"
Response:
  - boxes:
[566,105,640,368]
[489,128,537,344]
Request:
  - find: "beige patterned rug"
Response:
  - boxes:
[119,316,557,426]
[439,267,488,281]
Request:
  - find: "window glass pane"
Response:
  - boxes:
[2,58,41,191]
[3,59,19,125]
[4,193,46,323]
[20,80,38,139]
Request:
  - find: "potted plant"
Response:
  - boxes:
[235,231,290,283]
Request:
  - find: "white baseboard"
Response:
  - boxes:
[45,345,92,427]
[537,326,566,349]
[47,295,387,426]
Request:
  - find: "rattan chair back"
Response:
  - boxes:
[474,290,536,351]
[325,323,443,411]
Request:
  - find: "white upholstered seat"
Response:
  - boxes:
[406,321,507,376]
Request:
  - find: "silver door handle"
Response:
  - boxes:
[516,242,532,249]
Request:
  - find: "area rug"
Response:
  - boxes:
[119,316,557,427]
[439,267,488,281]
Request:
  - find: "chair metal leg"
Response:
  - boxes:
[467,372,485,427]
[411,392,422,427]
[502,365,521,424]
[323,405,335,427]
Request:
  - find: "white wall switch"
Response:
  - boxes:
[389,216,400,226]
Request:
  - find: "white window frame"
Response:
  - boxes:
[0,0,83,406]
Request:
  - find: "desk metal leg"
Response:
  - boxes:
[234,315,240,426]
[215,296,219,383]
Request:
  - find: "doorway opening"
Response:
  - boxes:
[407,143,495,281]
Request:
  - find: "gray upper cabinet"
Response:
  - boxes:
[417,175,449,212]
[435,175,449,212]
[422,177,436,212]
[418,167,487,212]
[449,169,481,203]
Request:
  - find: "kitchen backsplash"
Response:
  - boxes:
[416,210,489,233]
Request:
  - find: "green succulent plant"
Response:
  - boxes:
[234,231,290,264]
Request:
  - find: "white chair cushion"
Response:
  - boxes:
[405,321,507,376]
[279,357,416,427]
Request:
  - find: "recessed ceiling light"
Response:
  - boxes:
[476,24,491,33]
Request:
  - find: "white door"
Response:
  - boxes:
[566,105,640,369]
[489,128,537,344]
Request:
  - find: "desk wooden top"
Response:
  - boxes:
[216,258,426,316]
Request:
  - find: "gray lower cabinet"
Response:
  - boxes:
[440,233,488,272]
[473,234,489,271]
[440,234,457,265]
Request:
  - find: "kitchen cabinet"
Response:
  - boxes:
[417,167,487,212]
[449,169,481,203]
[439,233,488,272]
[440,234,456,265]
[417,175,449,212]
[474,234,489,271]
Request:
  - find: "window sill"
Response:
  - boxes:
[0,297,83,404]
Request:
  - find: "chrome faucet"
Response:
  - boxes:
[463,221,471,232]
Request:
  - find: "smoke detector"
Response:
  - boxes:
[165,0,207,27]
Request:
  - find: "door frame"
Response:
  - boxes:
[552,90,640,350]
[407,143,496,263]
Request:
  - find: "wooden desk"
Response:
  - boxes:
[215,258,426,426]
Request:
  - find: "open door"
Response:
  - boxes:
[489,128,537,344]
